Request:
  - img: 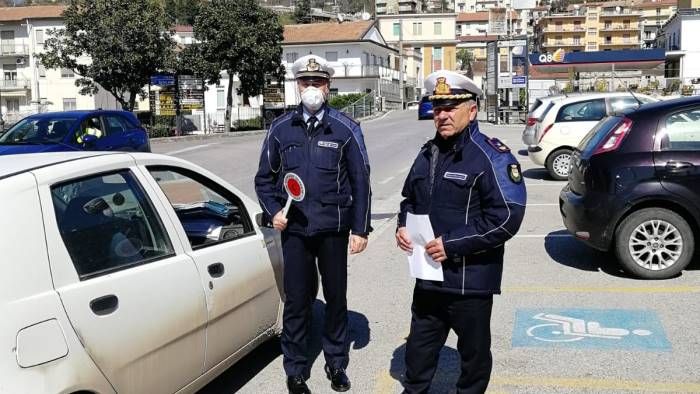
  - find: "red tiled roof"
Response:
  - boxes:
[636,0,677,8]
[174,24,193,33]
[284,21,375,44]
[0,5,66,22]
[458,35,498,42]
[457,11,519,22]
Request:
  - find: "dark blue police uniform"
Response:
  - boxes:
[255,103,372,378]
[398,120,526,393]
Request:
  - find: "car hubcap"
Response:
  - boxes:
[628,219,683,271]
[552,153,572,177]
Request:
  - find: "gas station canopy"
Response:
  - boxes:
[528,49,666,74]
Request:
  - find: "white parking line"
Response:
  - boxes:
[165,144,213,155]
[514,234,573,238]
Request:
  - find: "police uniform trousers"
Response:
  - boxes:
[281,230,350,377]
[403,286,493,394]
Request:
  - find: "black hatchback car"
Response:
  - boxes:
[560,95,700,279]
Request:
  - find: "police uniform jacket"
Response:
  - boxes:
[255,104,372,236]
[398,121,526,295]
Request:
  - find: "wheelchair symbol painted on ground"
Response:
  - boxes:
[526,313,653,343]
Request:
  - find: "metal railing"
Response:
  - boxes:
[0,44,28,56]
[340,94,376,120]
[0,79,30,90]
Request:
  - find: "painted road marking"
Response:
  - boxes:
[512,309,671,351]
[490,376,700,392]
[504,286,700,294]
[513,234,572,238]
[165,143,213,155]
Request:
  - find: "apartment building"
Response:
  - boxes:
[637,0,678,48]
[678,0,700,8]
[455,0,511,13]
[0,6,119,126]
[424,0,455,13]
[282,21,410,105]
[377,13,458,82]
[455,10,521,61]
[375,0,422,15]
[535,2,642,53]
[661,8,700,88]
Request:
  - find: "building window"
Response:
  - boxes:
[588,28,597,35]
[604,21,612,29]
[217,89,225,109]
[573,35,581,45]
[35,29,44,45]
[325,51,338,62]
[63,98,77,111]
[393,22,400,37]
[286,52,298,64]
[61,68,74,78]
[432,46,442,72]
[413,22,422,35]
[605,36,612,44]
[6,98,19,113]
[434,22,442,35]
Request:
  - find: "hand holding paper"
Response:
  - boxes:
[405,213,444,281]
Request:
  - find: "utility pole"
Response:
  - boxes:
[399,16,405,110]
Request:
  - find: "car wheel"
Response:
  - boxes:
[615,208,694,279]
[546,148,573,181]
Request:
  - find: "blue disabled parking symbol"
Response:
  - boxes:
[512,308,671,351]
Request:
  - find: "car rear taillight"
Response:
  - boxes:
[593,117,633,156]
[538,123,553,143]
[527,117,537,127]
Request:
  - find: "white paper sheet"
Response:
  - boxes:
[405,213,444,281]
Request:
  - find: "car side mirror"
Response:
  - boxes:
[82,133,98,147]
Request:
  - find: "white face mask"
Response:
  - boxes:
[301,86,326,112]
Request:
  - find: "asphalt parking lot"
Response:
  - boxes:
[154,110,700,393]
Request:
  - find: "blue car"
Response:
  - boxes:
[0,110,150,155]
[418,95,433,120]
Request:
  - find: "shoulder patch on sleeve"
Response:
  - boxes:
[486,137,510,153]
[507,163,522,184]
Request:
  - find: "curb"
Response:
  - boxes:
[150,111,389,144]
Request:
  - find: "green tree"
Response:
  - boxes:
[295,0,311,24]
[165,0,203,25]
[38,0,174,111]
[194,0,284,133]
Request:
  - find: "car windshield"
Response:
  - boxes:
[578,115,622,156]
[0,116,77,144]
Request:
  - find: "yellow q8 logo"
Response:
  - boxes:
[538,48,567,63]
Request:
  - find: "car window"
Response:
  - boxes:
[104,115,127,134]
[529,99,543,114]
[556,99,607,123]
[0,117,76,144]
[77,116,106,140]
[148,167,255,249]
[51,170,175,280]
[662,107,700,151]
[610,97,641,112]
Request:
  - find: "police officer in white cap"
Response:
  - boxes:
[255,54,372,394]
[396,70,526,393]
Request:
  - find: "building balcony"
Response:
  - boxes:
[600,40,640,47]
[0,79,31,91]
[599,25,638,32]
[0,44,29,57]
[542,13,586,19]
[600,10,642,17]
[542,26,586,33]
[542,41,585,47]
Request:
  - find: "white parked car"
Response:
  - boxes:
[528,92,657,180]
[522,95,564,147]
[1,152,284,394]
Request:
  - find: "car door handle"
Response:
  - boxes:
[89,295,119,316]
[208,262,225,278]
[665,161,693,172]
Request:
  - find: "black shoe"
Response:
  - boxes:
[287,375,311,394]
[324,365,351,392]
